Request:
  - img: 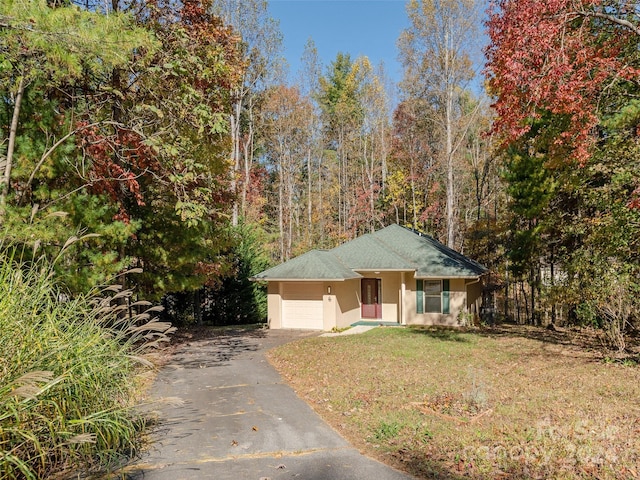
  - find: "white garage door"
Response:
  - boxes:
[282,282,324,329]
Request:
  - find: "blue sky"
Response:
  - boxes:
[268,0,410,85]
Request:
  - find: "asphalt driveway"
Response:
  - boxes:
[125,327,414,480]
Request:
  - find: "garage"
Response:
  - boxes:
[281,282,324,329]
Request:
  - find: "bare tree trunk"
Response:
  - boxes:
[319,153,325,245]
[531,266,538,326]
[445,82,456,248]
[241,99,255,219]
[369,170,375,233]
[230,97,242,227]
[521,281,530,325]
[337,126,344,237]
[278,160,284,261]
[411,157,417,228]
[379,119,388,195]
[364,137,375,233]
[0,74,25,223]
[504,258,510,320]
[550,254,556,324]
[515,281,521,324]
[286,153,293,260]
[475,168,482,221]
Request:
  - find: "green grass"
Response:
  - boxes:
[268,326,640,479]
[0,253,174,479]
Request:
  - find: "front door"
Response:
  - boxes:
[361,278,382,319]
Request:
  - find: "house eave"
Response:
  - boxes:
[414,274,485,280]
[354,269,416,273]
[249,277,354,282]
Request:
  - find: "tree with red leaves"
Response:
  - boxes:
[486,0,640,165]
[75,0,246,297]
[0,0,245,297]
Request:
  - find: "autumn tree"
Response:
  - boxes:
[485,0,640,336]
[296,38,328,247]
[210,0,283,226]
[87,0,245,298]
[317,53,360,240]
[486,0,640,166]
[0,0,153,216]
[352,59,391,234]
[317,53,391,240]
[260,85,314,261]
[387,100,436,229]
[0,0,246,299]
[0,0,156,287]
[398,0,484,248]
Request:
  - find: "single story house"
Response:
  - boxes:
[252,224,488,330]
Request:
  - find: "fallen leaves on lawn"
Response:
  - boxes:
[411,392,493,424]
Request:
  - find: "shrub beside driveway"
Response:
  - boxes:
[0,257,173,479]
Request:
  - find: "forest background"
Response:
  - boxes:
[1,0,640,349]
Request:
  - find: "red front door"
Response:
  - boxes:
[361,278,382,319]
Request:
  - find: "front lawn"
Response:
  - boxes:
[267,325,640,479]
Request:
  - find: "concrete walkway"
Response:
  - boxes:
[319,325,376,337]
[125,327,414,480]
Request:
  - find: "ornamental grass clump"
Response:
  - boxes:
[0,252,174,479]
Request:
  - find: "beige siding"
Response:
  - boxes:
[267,275,484,331]
[323,285,337,331]
[404,276,416,324]
[405,277,470,326]
[466,279,483,318]
[267,282,282,329]
[448,278,467,325]
[332,279,361,328]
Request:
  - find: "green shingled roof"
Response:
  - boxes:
[252,224,488,281]
[251,250,362,281]
[371,224,488,278]
[331,233,415,271]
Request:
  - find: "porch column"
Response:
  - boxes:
[400,272,406,325]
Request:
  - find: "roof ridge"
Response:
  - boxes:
[324,247,355,270]
[370,229,418,269]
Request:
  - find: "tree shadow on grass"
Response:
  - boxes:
[405,325,473,343]
[384,447,484,480]
[407,322,614,351]
[467,322,640,363]
[403,322,640,362]
[475,322,605,350]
